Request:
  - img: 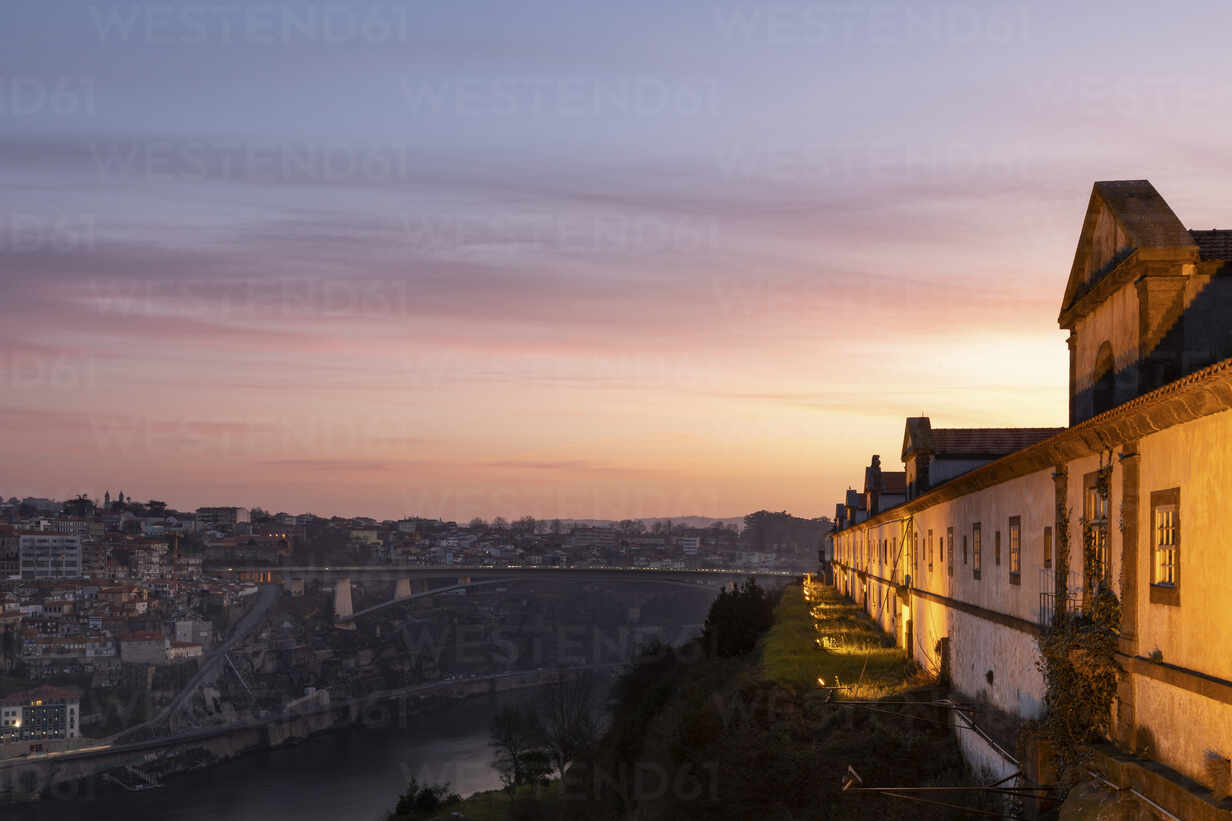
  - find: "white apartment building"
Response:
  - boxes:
[18,533,83,579]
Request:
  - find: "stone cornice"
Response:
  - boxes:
[1058,245,1198,329]
[1059,248,1141,329]
[835,357,1232,534]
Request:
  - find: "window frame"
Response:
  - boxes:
[1008,516,1021,584]
[1043,525,1052,570]
[972,523,982,579]
[946,527,954,577]
[1149,488,1180,606]
[1083,470,1111,586]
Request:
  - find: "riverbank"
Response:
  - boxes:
[0,666,610,804]
[4,686,552,821]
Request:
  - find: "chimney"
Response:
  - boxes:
[868,455,883,514]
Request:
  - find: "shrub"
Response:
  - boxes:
[387,778,461,820]
[702,578,776,658]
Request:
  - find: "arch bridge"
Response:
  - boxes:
[215,565,796,624]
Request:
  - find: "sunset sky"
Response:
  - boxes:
[3,0,1231,521]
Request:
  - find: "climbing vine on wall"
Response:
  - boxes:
[1053,502,1071,620]
[1036,467,1122,777]
[1080,464,1114,597]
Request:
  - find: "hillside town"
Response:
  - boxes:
[0,494,823,759]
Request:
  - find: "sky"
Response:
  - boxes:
[2,0,1231,521]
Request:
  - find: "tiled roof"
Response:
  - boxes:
[930,428,1064,457]
[1190,229,1232,260]
[1093,180,1194,249]
[881,471,907,495]
[2,685,81,705]
[121,631,164,642]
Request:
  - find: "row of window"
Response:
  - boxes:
[834,486,1181,601]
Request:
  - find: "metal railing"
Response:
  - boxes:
[1038,589,1083,628]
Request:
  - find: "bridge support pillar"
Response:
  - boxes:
[395,577,412,600]
[333,578,354,626]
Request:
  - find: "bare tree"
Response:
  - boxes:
[490,704,546,792]
[541,673,601,780]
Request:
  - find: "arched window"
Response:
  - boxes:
[1093,341,1115,415]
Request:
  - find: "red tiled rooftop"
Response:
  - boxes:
[929,427,1064,457]
[2,685,81,705]
[121,631,164,642]
[1191,229,1232,261]
[880,471,907,495]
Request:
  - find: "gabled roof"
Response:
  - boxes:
[1060,180,1198,324]
[901,417,933,462]
[1191,229,1232,260]
[863,463,906,496]
[1091,180,1194,248]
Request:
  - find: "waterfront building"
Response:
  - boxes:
[0,686,81,744]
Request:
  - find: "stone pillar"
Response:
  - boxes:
[333,578,353,621]
[1052,467,1069,620]
[394,577,412,600]
[1067,332,1078,427]
[1136,271,1188,395]
[1115,444,1141,747]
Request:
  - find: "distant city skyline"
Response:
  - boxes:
[4,490,768,529]
[4,1,1232,520]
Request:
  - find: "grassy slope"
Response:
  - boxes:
[761,583,920,696]
[427,583,994,821]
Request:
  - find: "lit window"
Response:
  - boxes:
[1154,505,1177,585]
[1151,488,1179,592]
[973,523,982,577]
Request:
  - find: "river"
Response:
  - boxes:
[10,687,551,821]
